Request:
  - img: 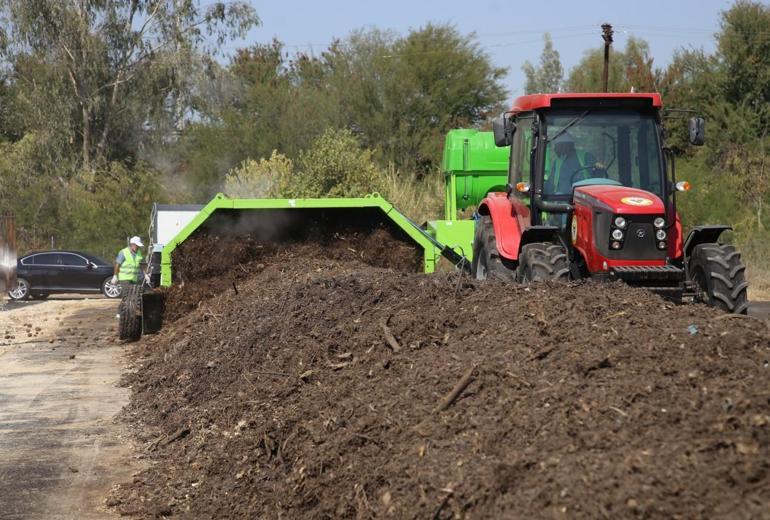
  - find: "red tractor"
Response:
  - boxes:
[473,93,748,314]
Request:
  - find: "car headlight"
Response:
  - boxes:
[611,229,624,240]
[655,229,667,240]
[614,216,627,229]
[654,217,665,228]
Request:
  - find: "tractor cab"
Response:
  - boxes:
[475,93,748,314]
[497,94,668,228]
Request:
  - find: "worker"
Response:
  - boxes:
[112,236,147,295]
[545,134,602,195]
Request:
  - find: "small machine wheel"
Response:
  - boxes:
[517,242,570,283]
[118,284,143,341]
[8,278,30,300]
[471,216,516,281]
[689,243,748,314]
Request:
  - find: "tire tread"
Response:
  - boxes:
[690,243,748,314]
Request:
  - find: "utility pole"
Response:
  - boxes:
[601,23,614,93]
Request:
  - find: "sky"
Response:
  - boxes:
[231,0,733,99]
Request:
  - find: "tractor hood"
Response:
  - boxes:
[573,185,665,215]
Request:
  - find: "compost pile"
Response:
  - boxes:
[114,234,770,519]
[162,226,421,322]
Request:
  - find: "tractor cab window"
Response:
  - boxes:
[542,109,663,197]
[510,116,534,199]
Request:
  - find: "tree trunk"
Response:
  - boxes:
[95,78,119,164]
[82,105,91,171]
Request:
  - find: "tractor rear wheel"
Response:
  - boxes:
[118,284,143,341]
[471,216,515,281]
[689,243,748,314]
[517,242,570,283]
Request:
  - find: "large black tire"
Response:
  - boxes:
[689,243,748,314]
[517,242,570,283]
[8,278,30,300]
[118,284,143,341]
[471,216,516,281]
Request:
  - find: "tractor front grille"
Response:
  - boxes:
[609,265,685,284]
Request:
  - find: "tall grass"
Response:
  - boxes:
[380,165,445,224]
[673,156,769,300]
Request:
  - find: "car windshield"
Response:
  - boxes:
[542,109,663,196]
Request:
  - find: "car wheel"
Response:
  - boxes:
[8,278,30,300]
[102,277,122,299]
[30,293,50,300]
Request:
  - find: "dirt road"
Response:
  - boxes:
[0,297,135,519]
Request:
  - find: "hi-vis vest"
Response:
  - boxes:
[118,247,143,282]
[544,148,592,195]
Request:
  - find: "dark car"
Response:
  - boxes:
[8,250,121,300]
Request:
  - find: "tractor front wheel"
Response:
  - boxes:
[471,216,516,281]
[689,243,748,314]
[517,242,570,284]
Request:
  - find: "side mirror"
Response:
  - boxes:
[86,261,95,270]
[689,117,705,146]
[492,113,515,147]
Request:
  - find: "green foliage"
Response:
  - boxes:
[565,37,657,93]
[177,24,508,199]
[522,33,564,94]
[223,129,385,199]
[717,0,770,112]
[63,163,162,259]
[663,2,770,235]
[0,0,259,169]
[0,135,161,257]
[378,166,444,225]
[224,151,294,199]
[222,130,445,225]
[289,129,384,198]
[0,133,67,250]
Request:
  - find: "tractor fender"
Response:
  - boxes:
[478,195,522,261]
[683,225,731,262]
[519,226,562,250]
[478,195,560,261]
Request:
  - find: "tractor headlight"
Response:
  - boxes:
[654,217,665,229]
[655,229,667,241]
[614,216,627,229]
[611,241,622,250]
[658,241,667,250]
[611,228,624,241]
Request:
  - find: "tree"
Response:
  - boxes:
[290,129,384,198]
[224,151,294,199]
[565,37,657,93]
[297,24,508,173]
[0,0,259,170]
[222,130,385,199]
[711,1,770,230]
[522,33,563,94]
[658,1,770,234]
[717,0,770,114]
[175,24,508,198]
